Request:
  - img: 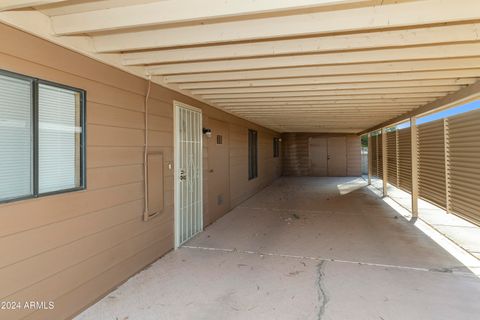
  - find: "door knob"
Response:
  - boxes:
[209,169,214,173]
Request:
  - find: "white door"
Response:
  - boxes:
[174,102,203,248]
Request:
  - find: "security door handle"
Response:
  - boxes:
[180,169,187,181]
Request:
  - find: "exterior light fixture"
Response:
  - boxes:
[203,128,212,138]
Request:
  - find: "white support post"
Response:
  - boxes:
[411,117,419,217]
[382,127,388,197]
[368,132,372,185]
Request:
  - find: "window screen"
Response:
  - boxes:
[0,70,85,203]
[0,73,33,201]
[248,129,258,180]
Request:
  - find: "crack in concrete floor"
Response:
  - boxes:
[316,261,329,320]
[182,245,477,279]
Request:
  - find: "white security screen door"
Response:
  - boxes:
[174,102,203,248]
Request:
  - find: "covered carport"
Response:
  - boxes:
[77,177,480,320]
[0,1,480,319]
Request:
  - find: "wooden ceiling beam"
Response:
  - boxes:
[189,79,476,94]
[0,0,67,11]
[358,80,480,134]
[91,0,480,52]
[218,100,423,105]
[177,72,480,89]
[223,104,418,112]
[122,23,480,65]
[163,58,480,82]
[146,43,480,75]
[226,108,414,112]
[200,86,459,99]
[208,94,443,103]
[52,0,369,35]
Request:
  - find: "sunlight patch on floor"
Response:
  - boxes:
[336,177,367,195]
[367,184,480,277]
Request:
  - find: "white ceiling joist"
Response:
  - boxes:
[200,87,459,100]
[228,110,413,114]
[227,107,414,111]
[146,43,480,75]
[221,104,422,109]
[208,94,441,102]
[51,0,370,35]
[212,101,435,106]
[242,115,401,119]
[0,0,67,11]
[190,79,475,95]
[177,72,480,89]
[223,103,420,108]
[91,0,480,52]
[122,23,480,65]
[163,59,480,83]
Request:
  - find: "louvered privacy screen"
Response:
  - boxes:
[418,119,446,209]
[371,134,378,178]
[370,108,480,226]
[386,131,398,187]
[397,127,412,192]
[448,110,480,225]
[378,132,384,179]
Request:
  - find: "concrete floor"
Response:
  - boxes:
[369,177,480,262]
[76,177,480,320]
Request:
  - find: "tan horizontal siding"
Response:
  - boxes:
[88,146,145,168]
[0,22,280,320]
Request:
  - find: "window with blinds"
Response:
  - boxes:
[0,73,33,202]
[248,129,258,180]
[273,137,280,158]
[0,70,85,203]
[38,83,82,194]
